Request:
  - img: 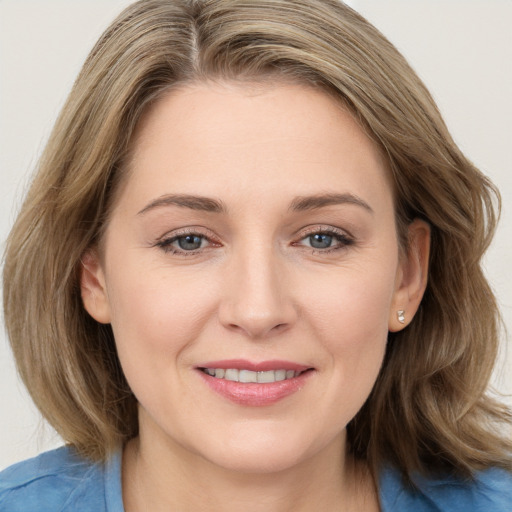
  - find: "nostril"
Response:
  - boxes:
[224,319,291,339]
[217,281,298,338]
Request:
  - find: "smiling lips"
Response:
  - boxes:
[197,359,313,406]
[201,367,303,383]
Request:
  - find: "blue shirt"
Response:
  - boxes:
[0,446,511,511]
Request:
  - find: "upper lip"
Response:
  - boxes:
[196,359,312,372]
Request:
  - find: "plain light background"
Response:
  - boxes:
[1,0,511,470]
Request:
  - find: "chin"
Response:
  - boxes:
[195,427,333,475]
[206,448,308,475]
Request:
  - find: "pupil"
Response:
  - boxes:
[178,235,202,250]
[310,233,332,249]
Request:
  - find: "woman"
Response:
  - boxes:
[1,0,511,510]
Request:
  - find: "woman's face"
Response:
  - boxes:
[82,81,427,473]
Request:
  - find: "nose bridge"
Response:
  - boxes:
[219,237,296,338]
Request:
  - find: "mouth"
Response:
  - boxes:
[196,360,315,406]
[199,367,308,383]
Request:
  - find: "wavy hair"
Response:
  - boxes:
[3,0,511,480]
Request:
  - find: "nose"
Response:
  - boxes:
[218,244,298,339]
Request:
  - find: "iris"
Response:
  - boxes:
[178,235,203,250]
[309,233,333,249]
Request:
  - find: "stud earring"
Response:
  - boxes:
[397,310,405,324]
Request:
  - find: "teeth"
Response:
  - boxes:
[257,371,276,383]
[239,370,258,383]
[203,368,303,383]
[275,369,286,381]
[224,369,239,381]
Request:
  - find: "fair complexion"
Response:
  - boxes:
[81,81,429,511]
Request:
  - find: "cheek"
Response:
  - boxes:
[314,285,390,379]
[105,264,218,382]
[303,260,396,343]
[299,257,397,394]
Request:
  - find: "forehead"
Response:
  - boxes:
[120,81,393,213]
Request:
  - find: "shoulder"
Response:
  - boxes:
[0,446,109,512]
[379,465,512,512]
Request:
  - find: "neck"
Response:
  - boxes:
[122,427,378,512]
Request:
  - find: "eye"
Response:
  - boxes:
[308,233,334,249]
[295,227,354,253]
[155,230,215,254]
[175,234,205,251]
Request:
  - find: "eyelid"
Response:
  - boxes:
[154,226,221,254]
[292,224,355,252]
[295,224,353,240]
[152,224,354,255]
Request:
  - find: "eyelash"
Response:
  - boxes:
[155,228,219,255]
[294,227,354,254]
[155,226,354,256]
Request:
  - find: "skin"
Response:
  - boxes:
[81,81,430,511]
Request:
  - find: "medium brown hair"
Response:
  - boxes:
[3,0,511,480]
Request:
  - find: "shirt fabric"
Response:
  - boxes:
[0,446,511,511]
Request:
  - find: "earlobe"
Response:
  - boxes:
[389,219,430,332]
[80,249,111,324]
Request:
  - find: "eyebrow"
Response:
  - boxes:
[137,192,373,216]
[289,193,374,214]
[137,194,226,215]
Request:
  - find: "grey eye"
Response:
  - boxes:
[309,233,333,249]
[177,235,204,250]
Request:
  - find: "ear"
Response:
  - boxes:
[389,219,430,332]
[80,249,111,324]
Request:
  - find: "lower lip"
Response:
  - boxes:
[198,370,313,406]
